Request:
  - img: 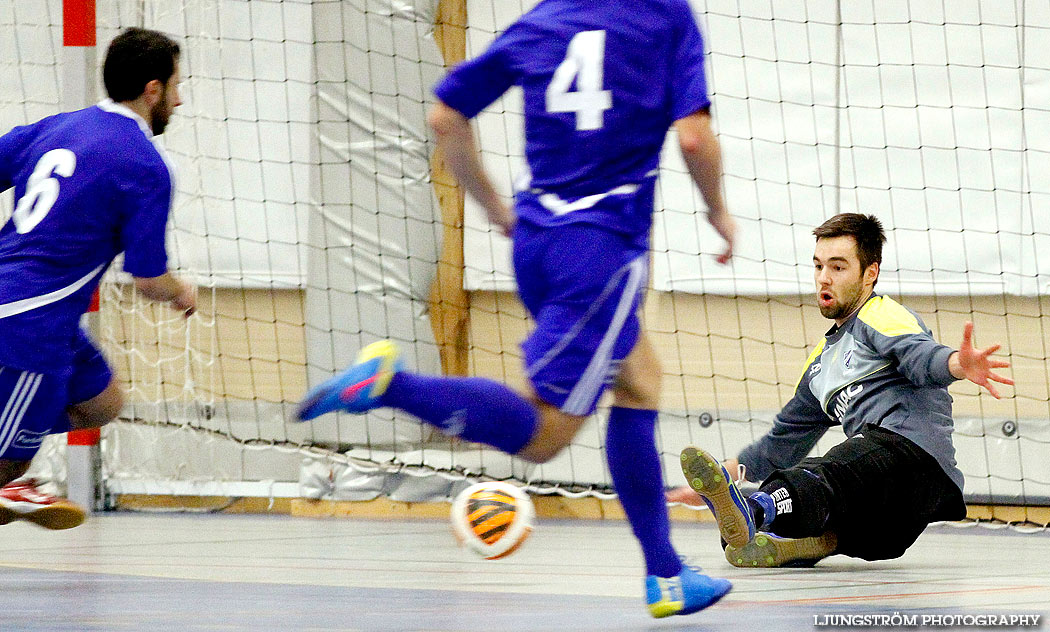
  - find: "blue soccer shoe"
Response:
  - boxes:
[295,340,402,421]
[646,561,732,618]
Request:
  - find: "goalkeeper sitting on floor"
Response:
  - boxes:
[671,213,1013,567]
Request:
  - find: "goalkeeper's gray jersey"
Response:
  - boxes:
[739,294,964,491]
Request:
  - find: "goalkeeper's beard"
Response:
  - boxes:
[818,275,866,321]
[151,93,172,135]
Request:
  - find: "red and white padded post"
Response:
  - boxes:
[63,0,102,512]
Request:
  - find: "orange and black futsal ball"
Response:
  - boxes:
[451,481,535,560]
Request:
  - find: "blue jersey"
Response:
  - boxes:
[434,0,710,241]
[0,100,173,375]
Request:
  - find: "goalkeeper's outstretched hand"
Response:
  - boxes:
[949,321,1013,399]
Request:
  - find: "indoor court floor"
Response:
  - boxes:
[0,513,1048,631]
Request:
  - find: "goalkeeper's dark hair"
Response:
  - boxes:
[814,213,886,283]
[103,28,181,102]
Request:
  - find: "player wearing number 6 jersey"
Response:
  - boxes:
[0,28,196,529]
[296,0,736,617]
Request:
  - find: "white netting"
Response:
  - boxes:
[458,0,1050,510]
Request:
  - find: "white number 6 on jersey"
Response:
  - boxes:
[13,148,77,234]
[546,30,613,131]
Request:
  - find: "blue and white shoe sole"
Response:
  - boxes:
[680,447,756,549]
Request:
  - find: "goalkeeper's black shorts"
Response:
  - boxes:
[761,424,966,561]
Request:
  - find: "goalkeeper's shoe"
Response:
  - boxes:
[295,340,403,420]
[0,479,85,530]
[646,561,732,618]
[725,531,838,568]
[680,446,756,549]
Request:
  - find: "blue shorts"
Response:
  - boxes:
[513,219,648,416]
[0,328,112,460]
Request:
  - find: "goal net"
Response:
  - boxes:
[2,0,1048,520]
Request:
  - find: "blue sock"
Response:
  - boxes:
[381,373,539,455]
[606,407,682,578]
[748,491,777,529]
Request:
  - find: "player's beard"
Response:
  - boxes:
[818,273,865,321]
[151,92,172,135]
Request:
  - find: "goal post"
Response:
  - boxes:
[428,0,470,378]
[63,0,102,512]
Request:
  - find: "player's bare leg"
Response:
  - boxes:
[0,459,31,488]
[518,334,662,464]
[0,379,118,531]
[68,378,123,430]
[0,378,103,530]
[515,397,588,463]
[610,334,661,409]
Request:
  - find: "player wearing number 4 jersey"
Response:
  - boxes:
[0,28,196,528]
[297,0,736,618]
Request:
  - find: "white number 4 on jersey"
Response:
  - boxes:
[546,30,613,131]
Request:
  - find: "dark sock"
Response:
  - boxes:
[748,491,777,530]
[381,373,539,455]
[606,407,682,578]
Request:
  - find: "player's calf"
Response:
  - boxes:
[68,380,124,430]
[514,401,589,463]
[0,459,31,488]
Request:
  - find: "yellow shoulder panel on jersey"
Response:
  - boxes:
[858,295,923,337]
[795,338,826,391]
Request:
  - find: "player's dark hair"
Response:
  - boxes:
[814,213,886,282]
[103,28,181,102]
